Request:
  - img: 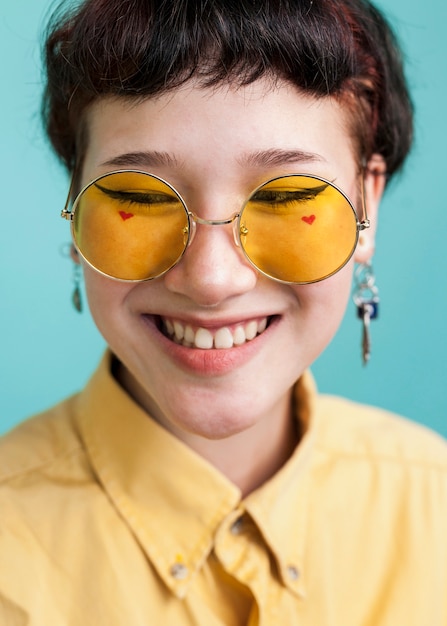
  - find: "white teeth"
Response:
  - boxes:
[233,326,246,346]
[173,321,184,341]
[195,328,214,349]
[214,327,234,349]
[244,320,258,340]
[162,317,269,350]
[258,318,267,333]
[184,325,195,344]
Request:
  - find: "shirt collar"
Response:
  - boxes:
[75,351,317,598]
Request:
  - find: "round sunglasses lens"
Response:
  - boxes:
[72,171,189,280]
[240,175,359,283]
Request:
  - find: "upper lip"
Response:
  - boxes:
[148,312,275,329]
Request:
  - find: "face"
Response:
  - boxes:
[77,79,382,443]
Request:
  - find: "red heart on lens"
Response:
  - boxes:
[119,211,134,221]
[302,215,316,225]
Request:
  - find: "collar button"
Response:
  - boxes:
[230,516,244,535]
[286,565,300,582]
[170,563,189,580]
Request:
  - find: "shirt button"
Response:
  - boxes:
[286,565,300,581]
[170,563,189,580]
[230,517,244,535]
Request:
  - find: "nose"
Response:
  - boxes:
[163,216,258,307]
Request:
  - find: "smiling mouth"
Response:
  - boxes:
[159,316,270,349]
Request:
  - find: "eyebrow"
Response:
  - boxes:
[101,148,324,170]
[238,149,325,168]
[101,151,180,168]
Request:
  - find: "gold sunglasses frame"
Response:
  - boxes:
[61,169,370,285]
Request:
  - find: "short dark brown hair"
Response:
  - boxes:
[42,0,413,179]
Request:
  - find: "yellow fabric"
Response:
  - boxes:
[1,352,447,626]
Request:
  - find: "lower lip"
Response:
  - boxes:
[141,315,276,376]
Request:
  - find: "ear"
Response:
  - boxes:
[354,154,387,264]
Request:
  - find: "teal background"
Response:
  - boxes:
[1,1,446,436]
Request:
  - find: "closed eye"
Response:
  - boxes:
[95,183,180,206]
[251,182,329,206]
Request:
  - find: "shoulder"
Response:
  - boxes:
[0,394,84,485]
[313,393,447,471]
[307,395,447,545]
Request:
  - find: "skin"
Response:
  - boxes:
[75,79,386,495]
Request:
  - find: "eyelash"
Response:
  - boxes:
[251,184,328,207]
[95,184,178,206]
[252,191,318,205]
[95,182,329,209]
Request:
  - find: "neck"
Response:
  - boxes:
[115,359,301,496]
[189,401,300,496]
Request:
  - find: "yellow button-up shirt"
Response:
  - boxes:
[1,353,447,625]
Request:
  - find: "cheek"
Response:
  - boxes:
[81,264,131,326]
[291,262,354,325]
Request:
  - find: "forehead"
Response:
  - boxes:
[81,79,356,182]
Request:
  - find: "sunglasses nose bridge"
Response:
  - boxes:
[186,211,241,249]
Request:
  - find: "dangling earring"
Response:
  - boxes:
[353,262,379,365]
[72,261,83,313]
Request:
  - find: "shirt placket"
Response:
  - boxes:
[213,508,303,625]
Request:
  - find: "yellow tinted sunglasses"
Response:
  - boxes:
[61,170,369,284]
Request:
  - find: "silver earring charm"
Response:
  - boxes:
[353,262,379,365]
[72,262,82,313]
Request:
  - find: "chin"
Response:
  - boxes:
[162,394,262,441]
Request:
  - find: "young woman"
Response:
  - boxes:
[1,1,446,624]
